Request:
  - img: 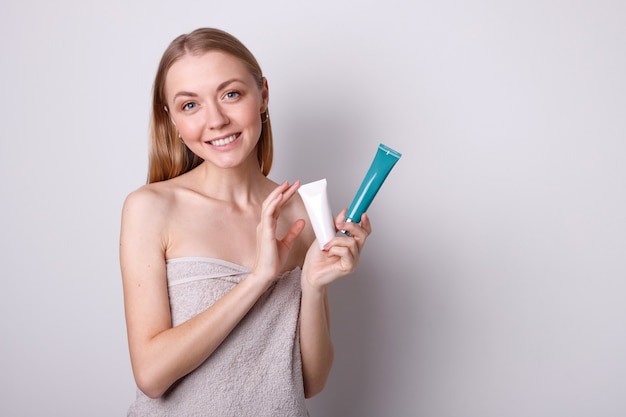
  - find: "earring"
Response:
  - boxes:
[262,111,269,123]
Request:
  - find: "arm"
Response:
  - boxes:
[299,211,371,397]
[120,182,304,398]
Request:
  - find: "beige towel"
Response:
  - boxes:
[127,257,308,417]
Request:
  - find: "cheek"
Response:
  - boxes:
[235,106,262,133]
[176,118,203,137]
[248,115,263,140]
[247,103,264,125]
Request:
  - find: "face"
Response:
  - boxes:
[164,51,268,170]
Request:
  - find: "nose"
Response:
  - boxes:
[205,103,228,129]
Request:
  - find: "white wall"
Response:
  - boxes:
[1,1,625,416]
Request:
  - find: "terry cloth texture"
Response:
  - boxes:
[127,257,308,417]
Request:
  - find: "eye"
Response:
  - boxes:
[223,90,241,100]
[182,102,197,111]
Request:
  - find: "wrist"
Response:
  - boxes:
[245,270,276,292]
[300,269,326,295]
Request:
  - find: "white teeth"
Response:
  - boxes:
[209,134,238,146]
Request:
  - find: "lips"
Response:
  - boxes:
[208,133,239,147]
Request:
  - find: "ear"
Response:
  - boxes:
[164,106,177,127]
[260,77,269,113]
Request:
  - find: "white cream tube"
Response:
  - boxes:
[298,179,336,249]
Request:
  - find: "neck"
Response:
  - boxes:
[191,159,272,205]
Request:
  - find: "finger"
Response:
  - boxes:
[324,233,359,258]
[265,181,289,205]
[280,218,306,249]
[360,213,372,235]
[325,244,357,272]
[325,241,353,257]
[261,183,285,218]
[336,220,367,249]
[334,208,348,229]
[279,180,300,204]
[258,193,284,238]
[334,208,355,238]
[264,181,299,215]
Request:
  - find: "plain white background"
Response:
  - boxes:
[1,0,625,416]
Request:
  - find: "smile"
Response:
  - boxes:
[208,134,238,147]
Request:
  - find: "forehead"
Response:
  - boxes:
[165,51,253,94]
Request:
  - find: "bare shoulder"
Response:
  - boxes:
[122,181,175,218]
[120,180,180,256]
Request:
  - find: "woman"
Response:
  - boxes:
[120,27,371,416]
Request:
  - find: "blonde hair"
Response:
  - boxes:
[147,28,273,183]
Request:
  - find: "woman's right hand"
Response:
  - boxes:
[251,181,305,284]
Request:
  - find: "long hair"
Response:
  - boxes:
[147,28,273,183]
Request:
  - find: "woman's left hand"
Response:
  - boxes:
[301,209,371,290]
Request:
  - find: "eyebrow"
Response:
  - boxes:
[172,91,198,101]
[172,78,243,101]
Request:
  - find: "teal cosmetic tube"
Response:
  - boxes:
[345,143,402,224]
